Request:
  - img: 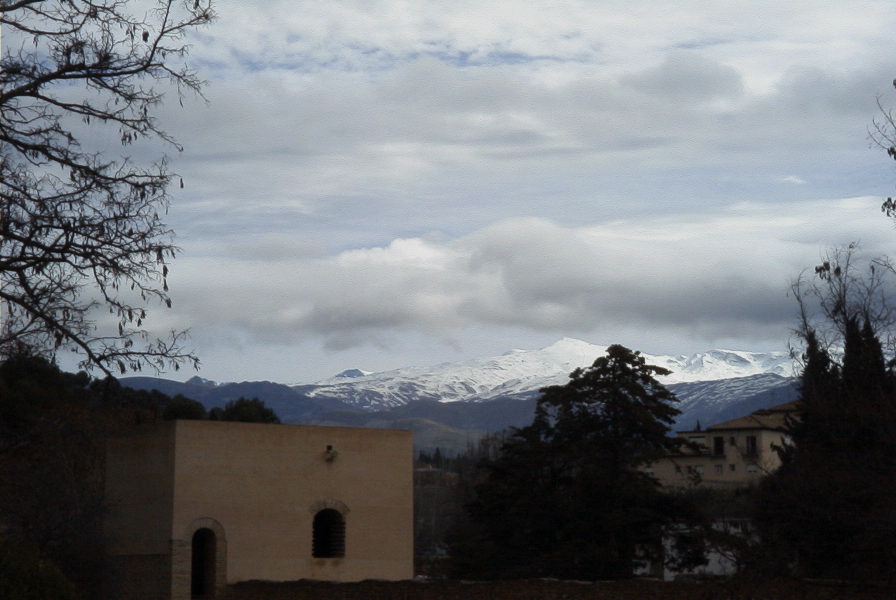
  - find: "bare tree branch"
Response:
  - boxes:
[791,244,896,368]
[0,1,214,375]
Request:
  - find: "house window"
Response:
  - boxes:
[745,436,758,457]
[746,463,759,474]
[729,464,736,472]
[675,465,682,474]
[312,509,345,558]
[713,436,724,457]
[714,464,723,475]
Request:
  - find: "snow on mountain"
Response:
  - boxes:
[652,348,795,384]
[333,368,372,379]
[670,373,798,430]
[300,338,796,411]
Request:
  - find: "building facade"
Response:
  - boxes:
[647,402,797,488]
[104,420,414,600]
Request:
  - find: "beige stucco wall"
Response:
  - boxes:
[105,420,414,599]
[648,428,787,488]
[169,420,413,582]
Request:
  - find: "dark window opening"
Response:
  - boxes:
[745,435,758,457]
[313,509,345,558]
[713,436,725,457]
[191,528,216,599]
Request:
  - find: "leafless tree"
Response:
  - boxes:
[870,80,896,219]
[790,244,896,368]
[0,0,214,374]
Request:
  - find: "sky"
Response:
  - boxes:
[69,1,896,383]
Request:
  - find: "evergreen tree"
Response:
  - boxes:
[454,345,696,580]
[756,252,896,580]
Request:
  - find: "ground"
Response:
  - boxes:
[224,577,895,600]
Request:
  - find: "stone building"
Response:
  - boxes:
[647,402,797,488]
[639,402,799,579]
[104,420,414,600]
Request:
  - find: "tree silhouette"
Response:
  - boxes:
[210,396,281,424]
[0,355,174,595]
[456,345,696,580]
[162,394,207,420]
[0,0,214,375]
[755,249,896,580]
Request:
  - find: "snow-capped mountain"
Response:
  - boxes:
[119,338,800,451]
[300,338,795,411]
[670,373,797,430]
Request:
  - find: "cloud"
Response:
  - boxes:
[164,197,894,359]
[167,21,896,241]
[63,0,896,382]
[622,52,744,102]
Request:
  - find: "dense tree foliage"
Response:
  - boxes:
[0,0,214,375]
[210,396,281,423]
[0,354,283,597]
[162,393,208,420]
[0,356,163,596]
[755,250,896,580]
[453,345,699,580]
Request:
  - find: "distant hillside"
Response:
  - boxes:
[299,376,797,454]
[118,376,354,423]
[121,373,798,454]
[671,373,799,431]
[303,396,541,454]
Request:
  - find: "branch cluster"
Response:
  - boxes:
[0,1,214,374]
[791,245,896,367]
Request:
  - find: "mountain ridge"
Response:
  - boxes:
[119,339,799,452]
[297,338,795,410]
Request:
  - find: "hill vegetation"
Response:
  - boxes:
[0,355,280,598]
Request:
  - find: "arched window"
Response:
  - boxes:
[191,528,216,598]
[312,508,345,558]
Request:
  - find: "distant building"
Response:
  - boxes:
[647,402,798,488]
[104,420,414,600]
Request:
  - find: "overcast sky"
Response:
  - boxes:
[86,1,896,382]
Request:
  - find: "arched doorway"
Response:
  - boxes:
[191,528,216,598]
